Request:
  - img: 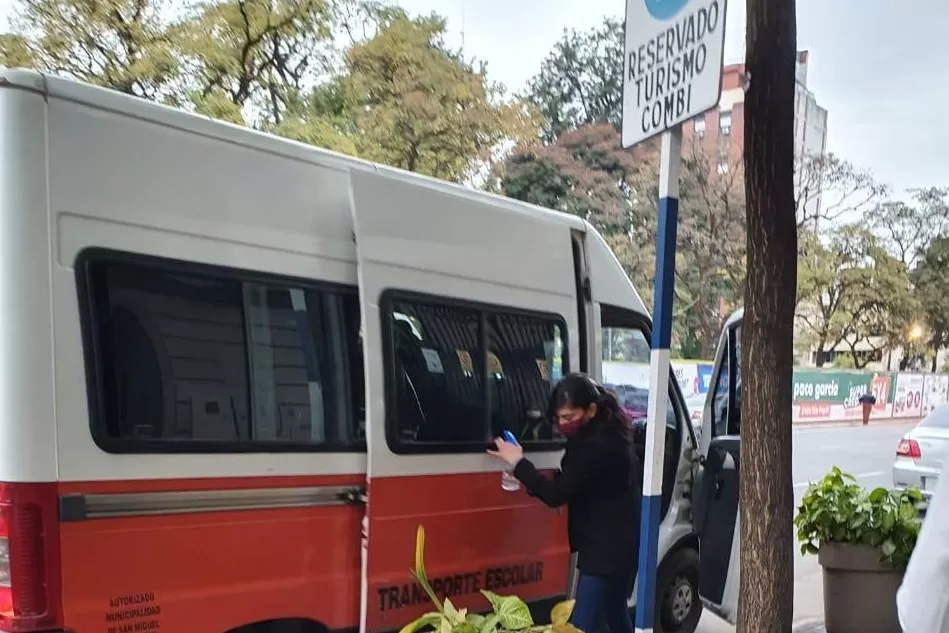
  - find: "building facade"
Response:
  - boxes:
[682,50,829,209]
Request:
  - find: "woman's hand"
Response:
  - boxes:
[487,437,524,466]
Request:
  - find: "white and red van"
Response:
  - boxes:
[0,69,742,633]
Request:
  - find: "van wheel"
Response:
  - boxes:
[655,547,702,633]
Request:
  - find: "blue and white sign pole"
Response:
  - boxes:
[621,0,726,628]
[633,129,681,633]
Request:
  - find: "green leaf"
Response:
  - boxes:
[868,487,888,503]
[399,613,444,633]
[444,599,458,619]
[881,539,897,557]
[466,614,487,629]
[483,593,534,630]
[479,613,500,633]
[481,590,504,613]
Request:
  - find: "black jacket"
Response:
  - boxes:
[513,421,643,577]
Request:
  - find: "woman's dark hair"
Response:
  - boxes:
[548,372,633,440]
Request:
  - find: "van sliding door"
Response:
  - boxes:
[350,168,580,633]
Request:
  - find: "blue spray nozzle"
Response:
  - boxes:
[501,430,519,446]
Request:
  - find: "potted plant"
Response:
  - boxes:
[400,526,582,633]
[794,466,922,633]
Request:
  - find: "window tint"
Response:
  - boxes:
[712,344,729,437]
[488,313,564,442]
[389,301,484,444]
[731,325,742,434]
[711,324,740,437]
[601,327,677,429]
[386,296,567,449]
[82,254,364,451]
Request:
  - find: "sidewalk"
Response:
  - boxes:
[695,552,826,632]
[698,613,826,632]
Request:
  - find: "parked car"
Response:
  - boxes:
[893,403,949,504]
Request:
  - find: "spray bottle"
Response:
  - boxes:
[500,430,522,492]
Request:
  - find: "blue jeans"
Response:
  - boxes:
[571,573,634,633]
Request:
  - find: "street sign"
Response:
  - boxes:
[621,0,728,147]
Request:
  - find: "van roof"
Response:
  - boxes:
[0,67,588,234]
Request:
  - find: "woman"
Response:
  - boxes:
[487,373,642,633]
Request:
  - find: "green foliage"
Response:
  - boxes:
[514,16,747,358]
[915,235,949,369]
[673,143,746,358]
[502,125,744,358]
[340,13,538,181]
[525,17,624,142]
[793,466,922,568]
[797,222,917,368]
[1,0,180,100]
[872,189,949,267]
[502,123,637,232]
[831,353,856,369]
[1,0,530,182]
[868,189,949,369]
[402,526,581,633]
[0,33,33,68]
[175,0,335,126]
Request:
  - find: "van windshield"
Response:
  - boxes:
[601,327,677,429]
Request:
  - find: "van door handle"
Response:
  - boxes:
[337,487,367,505]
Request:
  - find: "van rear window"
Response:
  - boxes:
[77,250,365,453]
[383,291,567,453]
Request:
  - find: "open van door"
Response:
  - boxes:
[691,311,742,622]
[350,168,577,633]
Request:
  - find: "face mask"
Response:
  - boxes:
[558,417,587,438]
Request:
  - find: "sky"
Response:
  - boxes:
[1,0,946,199]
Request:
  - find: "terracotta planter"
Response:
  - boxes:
[818,543,904,633]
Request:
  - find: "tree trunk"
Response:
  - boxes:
[933,331,944,373]
[737,0,797,631]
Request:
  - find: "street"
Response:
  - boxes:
[696,420,916,632]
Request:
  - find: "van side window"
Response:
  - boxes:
[384,294,568,451]
[389,301,484,444]
[712,324,741,437]
[79,251,365,452]
[712,352,729,437]
[600,304,684,519]
[730,325,742,434]
[488,313,563,442]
